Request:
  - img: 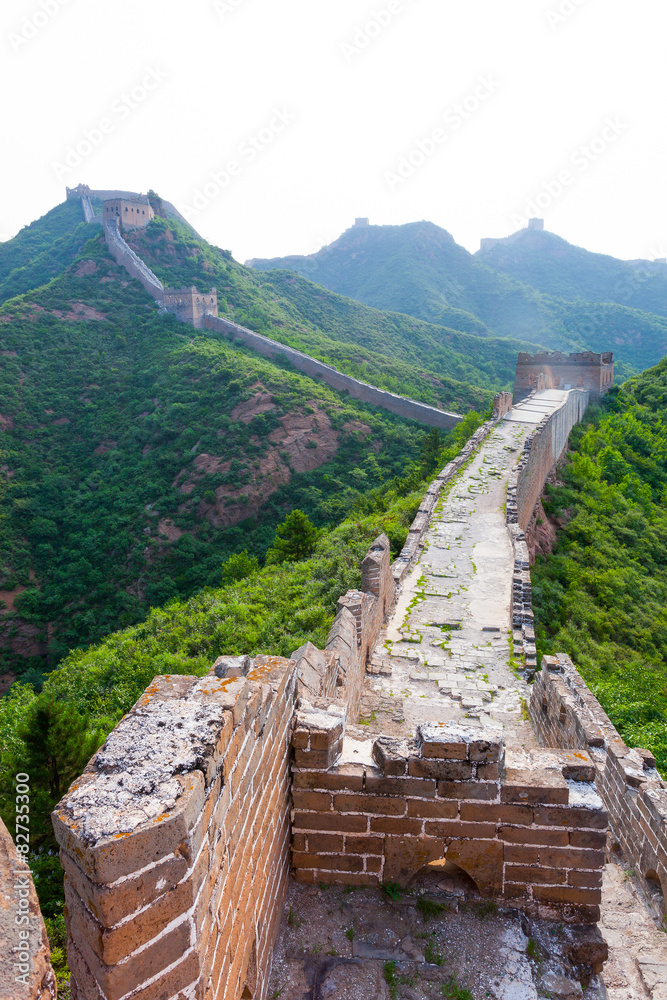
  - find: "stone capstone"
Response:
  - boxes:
[55,676,232,846]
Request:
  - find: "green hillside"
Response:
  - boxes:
[127,215,536,398]
[2,198,534,681]
[533,359,667,772]
[249,221,667,372]
[0,200,97,304]
[476,226,667,317]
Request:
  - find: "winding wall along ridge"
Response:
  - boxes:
[204,314,463,430]
[77,189,465,430]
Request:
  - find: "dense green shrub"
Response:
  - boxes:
[533,359,667,773]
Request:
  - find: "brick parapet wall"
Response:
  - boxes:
[506,389,589,671]
[0,817,56,1000]
[289,719,607,922]
[204,315,463,431]
[492,391,513,419]
[530,655,667,905]
[291,534,395,720]
[53,657,298,1000]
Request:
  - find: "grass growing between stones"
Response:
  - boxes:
[441,976,473,1000]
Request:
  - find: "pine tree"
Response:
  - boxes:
[14,694,104,851]
[272,510,319,563]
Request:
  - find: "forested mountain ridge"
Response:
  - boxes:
[476,224,667,316]
[249,220,667,374]
[0,197,529,681]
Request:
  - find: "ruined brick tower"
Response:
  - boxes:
[162,287,218,328]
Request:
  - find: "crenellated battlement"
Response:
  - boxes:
[514,350,614,403]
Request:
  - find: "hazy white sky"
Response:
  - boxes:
[1,0,665,264]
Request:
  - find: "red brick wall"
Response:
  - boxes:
[290,717,606,923]
[530,655,667,910]
[53,658,297,1000]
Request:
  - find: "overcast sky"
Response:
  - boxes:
[1,0,665,264]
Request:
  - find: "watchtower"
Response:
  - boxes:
[103,197,154,231]
[513,350,614,403]
[162,287,218,329]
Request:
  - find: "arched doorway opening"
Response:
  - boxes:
[409,859,482,901]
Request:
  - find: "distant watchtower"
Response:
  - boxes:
[513,350,614,404]
[103,198,154,231]
[354,218,370,228]
[162,287,218,329]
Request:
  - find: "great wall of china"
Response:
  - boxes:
[4,190,667,1000]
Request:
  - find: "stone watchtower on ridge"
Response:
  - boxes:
[513,350,614,404]
[103,197,154,231]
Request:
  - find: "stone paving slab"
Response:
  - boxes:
[362,417,543,745]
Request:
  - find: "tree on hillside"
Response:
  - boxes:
[5,693,105,852]
[270,510,319,563]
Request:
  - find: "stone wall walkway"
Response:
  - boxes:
[359,394,568,748]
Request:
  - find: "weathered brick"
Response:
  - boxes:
[408,758,474,781]
[293,811,368,833]
[407,799,458,820]
[540,847,605,870]
[500,826,569,847]
[370,817,422,835]
[292,765,364,792]
[476,762,502,780]
[295,869,379,887]
[503,844,541,865]
[293,747,340,769]
[532,885,601,905]
[501,768,569,805]
[533,805,608,829]
[365,776,436,798]
[365,856,383,873]
[504,865,567,885]
[306,833,344,853]
[568,869,603,887]
[569,829,607,849]
[423,820,497,839]
[291,790,332,812]
[344,835,384,854]
[438,781,497,801]
[333,793,406,816]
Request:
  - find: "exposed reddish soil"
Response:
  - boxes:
[0,585,26,612]
[157,519,183,542]
[231,390,277,424]
[526,499,559,564]
[175,403,340,528]
[342,420,372,437]
[74,259,98,277]
[0,413,13,431]
[0,673,16,695]
[94,440,117,455]
[52,302,107,322]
